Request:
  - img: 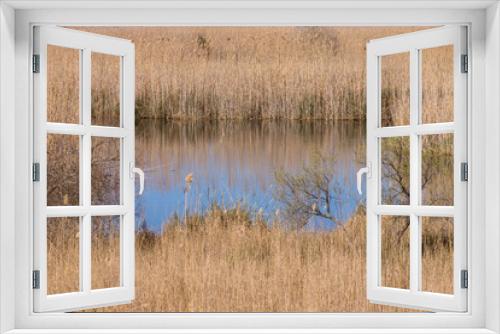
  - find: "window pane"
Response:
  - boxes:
[47,134,80,206]
[421,217,454,294]
[421,45,454,124]
[381,137,410,205]
[380,215,410,289]
[92,216,121,289]
[92,52,121,127]
[47,45,80,124]
[380,52,410,127]
[47,217,80,294]
[91,137,121,205]
[421,134,454,206]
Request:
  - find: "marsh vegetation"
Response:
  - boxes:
[46,27,454,312]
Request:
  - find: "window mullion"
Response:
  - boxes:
[81,48,92,293]
[374,205,454,217]
[374,122,455,138]
[409,48,421,293]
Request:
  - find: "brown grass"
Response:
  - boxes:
[46,206,453,312]
[48,26,452,123]
[45,27,455,312]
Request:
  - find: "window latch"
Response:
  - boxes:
[130,162,145,195]
[356,162,371,195]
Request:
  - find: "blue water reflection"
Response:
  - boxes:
[135,120,366,232]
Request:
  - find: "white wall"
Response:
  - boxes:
[1,3,497,332]
[0,2,16,333]
[485,2,500,332]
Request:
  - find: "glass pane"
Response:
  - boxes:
[421,217,454,294]
[47,45,80,124]
[421,134,454,206]
[92,52,121,127]
[47,217,80,294]
[380,52,410,127]
[381,137,410,205]
[421,45,454,124]
[91,216,121,289]
[47,134,80,206]
[91,137,121,205]
[380,215,410,289]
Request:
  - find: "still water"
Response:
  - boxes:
[135,120,366,232]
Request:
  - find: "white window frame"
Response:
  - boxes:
[1,1,499,333]
[365,26,468,312]
[32,26,136,312]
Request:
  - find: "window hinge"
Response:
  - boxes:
[461,54,468,73]
[32,270,40,289]
[32,162,40,182]
[461,162,468,182]
[32,54,40,73]
[461,269,468,289]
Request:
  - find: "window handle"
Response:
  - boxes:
[356,162,371,195]
[130,162,145,195]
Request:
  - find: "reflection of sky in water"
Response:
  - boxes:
[135,120,366,232]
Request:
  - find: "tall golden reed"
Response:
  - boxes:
[46,206,453,312]
[45,27,454,312]
[53,26,450,124]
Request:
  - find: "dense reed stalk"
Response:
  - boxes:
[47,206,452,312]
[45,27,455,312]
[49,26,451,123]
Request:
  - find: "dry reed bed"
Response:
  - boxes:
[44,27,455,312]
[53,27,453,123]
[47,207,453,312]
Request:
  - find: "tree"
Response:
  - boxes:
[273,152,346,230]
[381,136,452,242]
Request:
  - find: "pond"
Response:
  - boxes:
[135,120,366,232]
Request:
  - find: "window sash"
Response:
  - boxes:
[365,25,468,312]
[32,26,136,313]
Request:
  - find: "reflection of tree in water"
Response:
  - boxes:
[381,137,410,205]
[421,134,454,206]
[381,135,453,206]
[47,131,121,207]
[273,151,357,230]
[273,136,453,238]
[380,136,453,241]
